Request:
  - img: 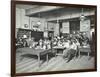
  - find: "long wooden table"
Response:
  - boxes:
[16,47,51,67]
[78,46,91,57]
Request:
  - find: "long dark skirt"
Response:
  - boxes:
[63,49,76,62]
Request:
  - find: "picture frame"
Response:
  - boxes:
[11,0,97,77]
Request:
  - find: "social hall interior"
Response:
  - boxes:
[15,4,96,73]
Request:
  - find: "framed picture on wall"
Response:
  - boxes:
[11,0,97,77]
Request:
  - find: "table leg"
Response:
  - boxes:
[20,55,23,61]
[20,52,23,61]
[88,52,89,57]
[47,54,49,65]
[55,49,57,57]
[79,51,80,58]
[38,54,40,67]
[55,50,56,57]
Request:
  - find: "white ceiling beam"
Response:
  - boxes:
[47,11,95,21]
[25,6,61,16]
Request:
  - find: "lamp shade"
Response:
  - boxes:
[37,21,41,25]
[80,14,86,21]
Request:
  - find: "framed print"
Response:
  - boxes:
[11,0,97,77]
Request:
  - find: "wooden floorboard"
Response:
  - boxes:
[16,52,95,73]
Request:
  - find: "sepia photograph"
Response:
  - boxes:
[11,1,97,76]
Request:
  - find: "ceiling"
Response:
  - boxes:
[27,7,94,18]
[16,4,94,18]
[16,4,95,23]
[16,4,39,10]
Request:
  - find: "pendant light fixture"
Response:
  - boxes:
[37,13,41,25]
[80,8,86,21]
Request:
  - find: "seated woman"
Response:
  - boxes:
[63,39,70,48]
[22,38,27,47]
[57,40,63,46]
[63,39,70,58]
[82,36,90,47]
[16,37,23,48]
[36,39,46,49]
[39,39,43,48]
[29,37,36,48]
[46,39,51,49]
[52,39,57,47]
[26,37,31,47]
[74,39,80,57]
[63,40,77,62]
[43,39,51,49]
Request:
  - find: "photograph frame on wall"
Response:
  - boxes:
[11,0,97,77]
